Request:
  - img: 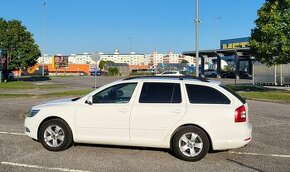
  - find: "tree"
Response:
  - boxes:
[0,18,40,70]
[250,0,290,66]
[99,60,114,70]
[180,59,189,64]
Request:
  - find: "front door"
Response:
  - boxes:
[75,82,138,142]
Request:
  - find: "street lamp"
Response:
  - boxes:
[41,2,46,77]
[194,0,200,77]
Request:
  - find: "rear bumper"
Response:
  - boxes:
[211,123,252,150]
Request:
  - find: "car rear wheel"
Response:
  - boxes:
[172,126,209,161]
[39,119,73,151]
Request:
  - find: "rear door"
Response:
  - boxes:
[185,83,234,124]
[130,81,186,143]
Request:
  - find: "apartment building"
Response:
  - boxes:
[146,51,195,67]
[98,49,145,65]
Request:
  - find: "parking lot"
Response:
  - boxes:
[0,77,289,172]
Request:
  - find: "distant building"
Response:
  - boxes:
[69,53,96,65]
[98,49,145,66]
[145,51,195,67]
[37,53,95,65]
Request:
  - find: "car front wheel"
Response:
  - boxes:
[39,119,73,151]
[172,126,209,161]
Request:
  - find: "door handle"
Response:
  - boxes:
[119,108,129,113]
[172,109,183,114]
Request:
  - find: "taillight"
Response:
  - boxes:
[235,105,246,122]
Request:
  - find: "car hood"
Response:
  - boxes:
[33,98,74,109]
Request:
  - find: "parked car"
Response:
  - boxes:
[90,70,103,76]
[221,72,236,78]
[79,72,88,76]
[156,71,183,76]
[204,69,217,77]
[0,70,14,81]
[25,76,252,161]
[221,71,251,79]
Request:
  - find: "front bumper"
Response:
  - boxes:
[24,117,39,140]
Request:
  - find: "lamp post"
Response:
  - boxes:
[194,0,200,77]
[41,2,46,77]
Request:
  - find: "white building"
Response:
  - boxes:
[68,53,95,65]
[98,49,145,65]
[37,53,96,65]
[145,51,165,67]
[145,51,195,67]
[37,54,52,64]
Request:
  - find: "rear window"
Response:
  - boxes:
[186,84,231,104]
[220,85,246,104]
[139,82,181,103]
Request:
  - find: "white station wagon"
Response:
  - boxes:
[25,76,252,161]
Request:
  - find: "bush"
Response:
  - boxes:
[108,67,119,76]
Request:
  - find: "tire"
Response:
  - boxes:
[172,126,209,161]
[39,119,73,151]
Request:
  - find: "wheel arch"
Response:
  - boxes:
[170,123,213,152]
[37,116,74,141]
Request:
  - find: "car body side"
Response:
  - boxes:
[25,79,252,151]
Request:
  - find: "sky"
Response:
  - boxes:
[0,0,265,55]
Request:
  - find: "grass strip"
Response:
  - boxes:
[42,89,92,97]
[238,91,290,102]
[0,81,61,89]
[0,89,92,98]
[226,85,268,92]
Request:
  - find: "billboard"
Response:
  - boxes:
[220,37,250,49]
[52,55,68,69]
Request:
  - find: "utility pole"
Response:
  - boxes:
[41,2,46,77]
[194,0,200,77]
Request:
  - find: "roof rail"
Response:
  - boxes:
[123,75,209,82]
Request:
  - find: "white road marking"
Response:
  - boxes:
[0,131,26,136]
[1,162,91,172]
[229,151,290,158]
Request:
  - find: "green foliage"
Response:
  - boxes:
[0,81,61,89]
[221,65,232,72]
[239,91,290,102]
[0,18,41,70]
[250,0,290,66]
[108,67,119,76]
[99,60,114,69]
[180,59,189,64]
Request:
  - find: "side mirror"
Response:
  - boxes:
[85,95,93,105]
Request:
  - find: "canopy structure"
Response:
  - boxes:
[183,47,254,78]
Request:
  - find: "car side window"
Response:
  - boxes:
[93,83,137,104]
[139,82,181,103]
[186,84,231,104]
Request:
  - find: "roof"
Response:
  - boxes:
[123,75,209,82]
[183,47,252,57]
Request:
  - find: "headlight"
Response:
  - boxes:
[27,109,40,117]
